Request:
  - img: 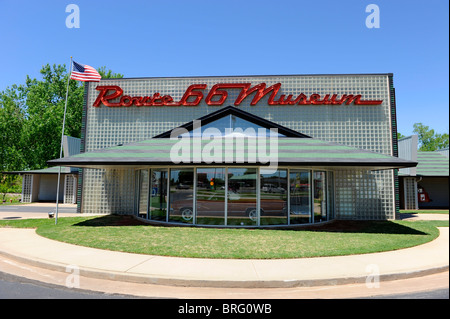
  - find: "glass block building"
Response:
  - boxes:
[6,135,80,204]
[398,135,449,210]
[50,74,417,227]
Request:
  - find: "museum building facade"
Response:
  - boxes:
[49,74,416,227]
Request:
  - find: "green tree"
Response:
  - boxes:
[413,123,449,151]
[97,66,124,79]
[20,64,80,169]
[0,63,123,171]
[0,85,26,172]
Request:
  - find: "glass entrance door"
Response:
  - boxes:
[227,168,257,226]
[169,168,194,224]
[196,168,226,225]
[149,169,167,221]
[289,170,311,224]
[260,169,288,225]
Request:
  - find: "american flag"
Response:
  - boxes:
[70,61,102,82]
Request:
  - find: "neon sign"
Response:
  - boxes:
[93,83,383,107]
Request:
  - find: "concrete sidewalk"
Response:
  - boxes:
[0,226,448,288]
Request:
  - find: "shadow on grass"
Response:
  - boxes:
[73,215,147,227]
[73,215,428,235]
[299,220,427,235]
[399,213,418,220]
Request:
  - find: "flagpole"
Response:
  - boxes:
[55,56,73,225]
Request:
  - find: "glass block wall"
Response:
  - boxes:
[63,174,77,204]
[21,174,33,203]
[80,74,397,219]
[403,177,418,210]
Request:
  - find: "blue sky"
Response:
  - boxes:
[0,0,448,136]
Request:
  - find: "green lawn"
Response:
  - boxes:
[0,215,447,259]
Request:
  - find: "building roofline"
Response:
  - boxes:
[96,73,394,82]
[153,105,310,139]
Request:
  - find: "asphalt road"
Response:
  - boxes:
[0,271,135,299]
[366,288,449,299]
[0,203,82,221]
[0,204,77,214]
[0,269,448,299]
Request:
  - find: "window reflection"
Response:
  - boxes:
[149,169,167,221]
[227,168,257,226]
[314,171,327,223]
[137,167,333,226]
[169,168,194,224]
[327,172,334,220]
[196,168,226,225]
[289,170,311,224]
[260,169,288,225]
[138,169,149,218]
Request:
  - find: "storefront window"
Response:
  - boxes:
[327,171,334,220]
[138,169,149,218]
[169,168,194,224]
[289,170,311,224]
[149,169,167,221]
[314,171,327,223]
[227,168,257,226]
[137,167,334,227]
[196,168,226,225]
[260,169,288,225]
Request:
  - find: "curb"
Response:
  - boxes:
[1,247,448,288]
[0,228,448,289]
[0,247,448,288]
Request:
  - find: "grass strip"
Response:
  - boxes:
[0,215,447,259]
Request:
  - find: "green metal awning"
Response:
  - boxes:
[3,166,77,175]
[48,137,417,171]
[415,152,449,176]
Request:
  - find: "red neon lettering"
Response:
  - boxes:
[276,94,298,105]
[330,94,341,105]
[205,83,250,106]
[151,93,164,106]
[234,83,282,106]
[340,94,382,105]
[354,98,383,105]
[120,95,133,107]
[93,83,383,107]
[319,94,331,105]
[178,84,207,106]
[93,86,123,107]
[309,94,322,105]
